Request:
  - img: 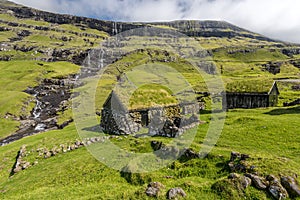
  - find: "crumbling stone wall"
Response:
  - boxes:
[100,109,141,135]
[100,103,200,137]
[181,103,200,115]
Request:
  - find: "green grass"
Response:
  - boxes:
[277,81,300,105]
[0,6,300,199]
[197,37,282,50]
[0,30,17,41]
[0,13,51,27]
[214,48,289,63]
[0,50,43,60]
[0,48,298,200]
[57,24,109,38]
[0,106,299,199]
[225,78,275,93]
[0,118,20,139]
[128,84,178,110]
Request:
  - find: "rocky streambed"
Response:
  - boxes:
[0,75,78,146]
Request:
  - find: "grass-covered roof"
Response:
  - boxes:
[225,79,276,94]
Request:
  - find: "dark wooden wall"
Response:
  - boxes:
[223,93,270,109]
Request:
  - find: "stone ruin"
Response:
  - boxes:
[100,91,200,138]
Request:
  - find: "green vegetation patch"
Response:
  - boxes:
[128,84,178,110]
[0,106,299,199]
[225,79,275,93]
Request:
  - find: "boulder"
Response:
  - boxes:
[167,187,187,199]
[228,173,239,179]
[262,62,282,75]
[281,176,300,198]
[241,176,252,189]
[230,152,241,162]
[181,148,200,160]
[145,182,165,197]
[266,175,288,200]
[228,161,247,173]
[241,154,250,161]
[228,173,252,190]
[145,186,159,197]
[245,174,268,190]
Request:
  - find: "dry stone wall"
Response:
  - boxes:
[100,103,200,138]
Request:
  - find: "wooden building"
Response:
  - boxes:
[222,80,280,109]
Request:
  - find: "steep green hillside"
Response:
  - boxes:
[0,0,299,199]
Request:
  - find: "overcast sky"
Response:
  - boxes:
[11,0,300,43]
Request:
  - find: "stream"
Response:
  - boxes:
[0,76,77,146]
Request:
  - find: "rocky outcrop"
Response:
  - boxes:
[213,152,300,199]
[152,20,278,42]
[282,48,300,57]
[151,141,200,161]
[145,182,165,197]
[228,173,252,189]
[281,176,300,198]
[227,48,257,54]
[245,173,268,190]
[292,85,300,91]
[290,59,300,69]
[181,148,200,160]
[196,61,217,75]
[262,61,282,75]
[227,152,253,173]
[167,187,187,199]
[151,141,165,151]
[266,175,289,200]
[0,2,142,36]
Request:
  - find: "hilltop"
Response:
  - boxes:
[0,0,299,199]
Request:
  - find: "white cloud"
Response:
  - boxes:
[11,0,300,43]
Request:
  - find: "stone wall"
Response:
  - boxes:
[181,103,200,115]
[100,103,200,137]
[100,109,141,135]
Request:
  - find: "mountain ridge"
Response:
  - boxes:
[0,0,287,43]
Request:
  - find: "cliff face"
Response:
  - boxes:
[0,1,142,36]
[150,20,277,42]
[0,0,280,42]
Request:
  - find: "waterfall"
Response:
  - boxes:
[99,49,105,69]
[113,22,118,35]
[34,123,46,131]
[32,93,42,119]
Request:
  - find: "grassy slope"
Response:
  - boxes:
[0,50,299,199]
[0,106,299,199]
[0,3,299,199]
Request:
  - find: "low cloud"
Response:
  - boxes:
[11,0,300,43]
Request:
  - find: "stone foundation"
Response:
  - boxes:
[100,103,200,137]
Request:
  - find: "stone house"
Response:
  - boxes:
[100,91,200,138]
[222,81,280,109]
